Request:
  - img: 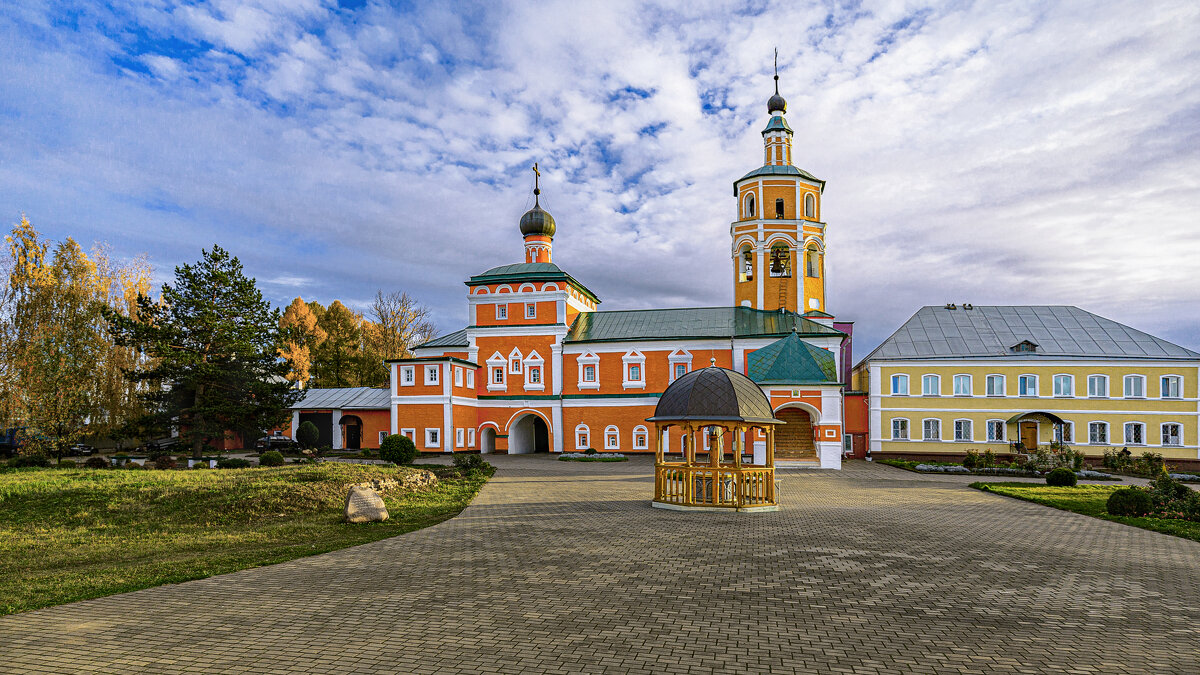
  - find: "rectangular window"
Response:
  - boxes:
[492,367,504,384]
[674,363,687,380]
[378,431,387,446]
[891,419,909,440]
[954,420,972,441]
[525,303,536,319]
[466,369,474,388]
[628,364,641,382]
[922,375,939,396]
[425,428,440,448]
[891,374,909,395]
[1018,375,1037,396]
[1089,422,1108,444]
[467,428,475,447]
[583,364,596,382]
[634,431,648,449]
[401,365,415,386]
[605,431,619,449]
[923,419,941,441]
[1163,423,1182,446]
[1053,375,1073,397]
[986,375,1005,396]
[528,366,541,384]
[1124,375,1145,398]
[987,420,1005,442]
[1087,375,1108,398]
[1161,376,1182,399]
[455,428,464,448]
[1124,422,1144,445]
[495,304,507,320]
[953,375,971,396]
[577,431,589,448]
[454,367,463,387]
[1056,422,1074,444]
[510,357,522,374]
[425,365,439,385]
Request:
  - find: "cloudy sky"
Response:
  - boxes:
[2,0,1198,356]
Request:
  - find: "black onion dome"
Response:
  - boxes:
[648,366,780,425]
[519,204,556,237]
[767,92,786,115]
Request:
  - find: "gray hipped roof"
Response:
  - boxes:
[861,305,1200,363]
[291,387,390,410]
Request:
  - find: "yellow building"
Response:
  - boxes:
[853,305,1200,467]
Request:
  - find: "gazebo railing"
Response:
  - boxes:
[654,463,775,509]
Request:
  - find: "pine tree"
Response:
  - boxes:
[106,246,301,457]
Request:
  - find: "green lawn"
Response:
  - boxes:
[0,461,491,615]
[971,482,1200,543]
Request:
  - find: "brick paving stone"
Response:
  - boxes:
[1,456,1198,673]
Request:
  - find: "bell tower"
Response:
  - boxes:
[731,56,827,315]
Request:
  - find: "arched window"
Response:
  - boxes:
[769,245,791,277]
[775,198,785,219]
[604,425,620,450]
[805,246,820,278]
[575,424,590,450]
[739,246,753,282]
[632,425,649,450]
[804,193,815,218]
[744,194,755,218]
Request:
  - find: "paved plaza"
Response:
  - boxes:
[2,458,1198,673]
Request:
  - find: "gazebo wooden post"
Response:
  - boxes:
[734,425,743,469]
[684,423,695,505]
[766,426,775,466]
[710,426,720,469]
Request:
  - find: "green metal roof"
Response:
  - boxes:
[747,332,840,385]
[466,262,600,303]
[565,307,844,343]
[761,115,793,135]
[733,165,825,194]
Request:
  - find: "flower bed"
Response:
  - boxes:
[907,463,1116,480]
[558,452,627,462]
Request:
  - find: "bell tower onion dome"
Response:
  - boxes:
[521,163,555,263]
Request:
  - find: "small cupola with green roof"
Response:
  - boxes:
[520,163,556,264]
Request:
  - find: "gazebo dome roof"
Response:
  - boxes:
[648,365,780,425]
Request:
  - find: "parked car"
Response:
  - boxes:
[255,435,299,450]
[67,443,96,457]
[141,437,184,454]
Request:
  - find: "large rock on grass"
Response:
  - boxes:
[344,486,389,524]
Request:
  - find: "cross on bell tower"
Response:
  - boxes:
[519,162,556,264]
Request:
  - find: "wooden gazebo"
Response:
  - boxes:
[647,364,781,512]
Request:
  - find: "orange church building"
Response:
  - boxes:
[388,80,853,468]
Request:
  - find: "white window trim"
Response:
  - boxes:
[1087,421,1109,445]
[465,369,475,389]
[1161,422,1183,447]
[577,352,600,390]
[424,364,440,386]
[632,425,649,450]
[1087,374,1109,399]
[1124,421,1146,445]
[985,374,1006,397]
[575,424,590,450]
[400,365,416,387]
[455,427,464,448]
[523,351,545,391]
[378,431,387,446]
[604,425,620,450]
[1160,374,1183,399]
[921,374,940,397]
[467,428,476,448]
[1018,374,1039,397]
[891,418,910,440]
[1055,421,1075,444]
[953,418,973,442]
[953,374,972,397]
[454,367,463,387]
[424,428,441,448]
[1052,374,1074,398]
[622,350,646,390]
[986,419,1006,442]
[668,349,692,383]
[495,303,508,320]
[922,418,941,441]
[486,352,507,392]
[891,374,909,396]
[523,302,536,319]
[1124,374,1146,399]
[508,348,523,375]
[400,428,415,441]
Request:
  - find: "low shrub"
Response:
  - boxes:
[146,447,173,461]
[192,462,208,469]
[1136,452,1166,477]
[259,450,285,467]
[1045,467,1077,487]
[379,434,418,465]
[980,449,997,469]
[584,448,598,455]
[216,457,253,469]
[8,455,51,468]
[962,450,980,470]
[154,455,177,470]
[1107,488,1152,517]
[85,456,109,469]
[58,459,77,468]
[296,420,320,449]
[452,453,489,475]
[124,462,146,470]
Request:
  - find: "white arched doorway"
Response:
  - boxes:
[480,427,496,454]
[773,402,820,461]
[509,413,550,454]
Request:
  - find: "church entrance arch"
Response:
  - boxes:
[480,427,496,454]
[773,403,819,461]
[509,413,550,454]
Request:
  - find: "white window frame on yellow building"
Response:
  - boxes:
[892,374,909,395]
[922,374,940,396]
[1161,375,1183,399]
[1124,421,1146,445]
[892,418,909,440]
[953,374,971,396]
[1018,374,1038,397]
[953,419,972,442]
[1162,422,1183,446]
[1087,374,1108,398]
[986,419,1005,441]
[1088,421,1109,445]
[985,374,1005,396]
[1124,375,1145,398]
[922,418,941,441]
[1052,374,1074,397]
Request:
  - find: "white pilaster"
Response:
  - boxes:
[290,411,300,440]
[331,409,343,449]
